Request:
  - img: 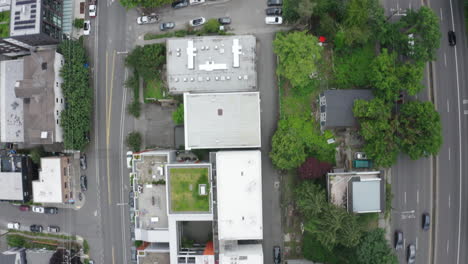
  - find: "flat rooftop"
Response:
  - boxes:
[0,172,23,200]
[184,92,261,150]
[0,59,24,143]
[350,179,382,213]
[216,151,263,240]
[166,35,257,94]
[138,252,170,264]
[167,165,211,214]
[10,0,41,37]
[32,157,63,203]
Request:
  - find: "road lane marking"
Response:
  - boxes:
[404,191,407,204]
[416,237,418,250]
[119,68,129,263]
[106,51,116,205]
[447,240,450,254]
[409,2,411,9]
[447,100,450,112]
[444,52,447,67]
[417,190,419,204]
[449,195,451,208]
[404,238,406,248]
[440,8,443,21]
[112,247,115,264]
[449,147,451,160]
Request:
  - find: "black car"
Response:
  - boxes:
[273,246,281,264]
[171,0,188,8]
[129,191,135,208]
[80,175,88,191]
[267,0,282,6]
[394,231,403,250]
[422,213,430,230]
[448,30,456,46]
[30,225,43,232]
[44,207,58,214]
[266,7,282,16]
[218,17,231,25]
[80,154,87,170]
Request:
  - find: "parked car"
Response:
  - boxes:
[218,17,231,25]
[394,231,403,250]
[354,152,367,160]
[448,30,456,46]
[189,17,206,27]
[89,4,96,17]
[81,175,88,191]
[137,14,159,25]
[44,207,58,214]
[80,154,87,170]
[19,205,30,211]
[422,213,430,230]
[407,244,416,264]
[273,246,281,264]
[171,0,188,8]
[129,191,135,208]
[160,22,175,31]
[32,206,45,214]
[83,20,91,35]
[265,16,283,24]
[48,226,60,233]
[189,0,204,4]
[267,0,282,6]
[266,7,282,15]
[126,151,133,169]
[30,225,43,233]
[7,222,20,230]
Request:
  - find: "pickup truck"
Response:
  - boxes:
[137,13,159,25]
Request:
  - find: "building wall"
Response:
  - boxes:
[60,156,72,202]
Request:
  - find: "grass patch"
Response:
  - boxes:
[9,230,76,241]
[6,234,80,251]
[169,167,210,212]
[0,11,10,38]
[333,43,375,89]
[385,182,393,219]
[144,78,165,102]
[357,213,379,231]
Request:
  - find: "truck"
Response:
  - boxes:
[137,13,159,25]
[353,159,373,169]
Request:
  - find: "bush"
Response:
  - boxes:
[203,19,221,34]
[172,104,184,125]
[127,100,141,118]
[126,132,142,152]
[73,18,84,29]
[29,146,45,164]
[7,234,26,247]
[334,43,375,89]
[134,240,143,247]
[298,157,333,179]
[83,240,89,254]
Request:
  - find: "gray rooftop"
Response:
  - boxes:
[0,171,23,201]
[320,89,374,129]
[166,35,257,94]
[25,250,54,264]
[350,179,382,213]
[10,0,41,37]
[184,92,261,150]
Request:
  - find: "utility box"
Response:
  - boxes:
[353,159,373,169]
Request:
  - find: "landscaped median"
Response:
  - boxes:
[6,232,82,251]
[144,19,232,41]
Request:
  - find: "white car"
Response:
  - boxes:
[32,206,45,213]
[265,16,283,24]
[83,20,91,35]
[189,0,205,5]
[89,5,96,17]
[189,17,206,27]
[127,151,133,169]
[7,222,20,230]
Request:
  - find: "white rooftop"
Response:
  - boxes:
[0,172,23,200]
[219,243,263,264]
[216,151,263,240]
[351,179,381,213]
[166,35,257,94]
[184,92,261,150]
[32,157,63,203]
[0,59,24,143]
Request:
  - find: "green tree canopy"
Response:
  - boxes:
[125,44,166,81]
[295,181,327,217]
[356,228,398,264]
[126,132,142,152]
[119,0,172,9]
[273,31,323,90]
[398,101,442,159]
[172,104,184,125]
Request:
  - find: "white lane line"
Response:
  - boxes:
[449,147,451,160]
[404,238,406,249]
[449,0,463,261]
[404,191,407,204]
[440,8,443,21]
[417,190,419,204]
[444,53,447,67]
[447,240,450,254]
[447,100,450,112]
[449,195,451,208]
[416,237,419,250]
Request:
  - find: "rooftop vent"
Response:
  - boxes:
[40,131,48,139]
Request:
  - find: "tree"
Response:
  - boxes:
[127,100,141,118]
[119,0,172,9]
[126,132,142,152]
[295,181,327,217]
[172,104,184,125]
[356,229,398,264]
[273,31,323,90]
[298,157,332,179]
[29,146,45,164]
[203,19,220,34]
[398,101,442,159]
[73,18,84,29]
[125,44,166,81]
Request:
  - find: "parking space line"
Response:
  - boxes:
[404,191,407,204]
[449,147,451,160]
[449,195,451,208]
[447,100,450,112]
[440,7,443,21]
[416,236,419,250]
[417,190,419,204]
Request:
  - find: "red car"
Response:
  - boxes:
[19,205,30,211]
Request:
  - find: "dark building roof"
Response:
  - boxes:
[320,89,374,129]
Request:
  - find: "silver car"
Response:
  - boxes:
[407,244,416,264]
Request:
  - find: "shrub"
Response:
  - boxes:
[7,234,26,247]
[83,240,89,254]
[29,146,45,164]
[126,132,142,152]
[203,19,221,34]
[172,104,184,125]
[73,18,84,29]
[127,100,141,118]
[134,240,143,247]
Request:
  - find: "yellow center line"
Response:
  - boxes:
[106,50,116,205]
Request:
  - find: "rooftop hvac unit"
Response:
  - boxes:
[190,77,195,82]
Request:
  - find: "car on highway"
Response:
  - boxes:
[127,151,133,169]
[448,30,456,46]
[83,20,91,35]
[273,246,281,264]
[19,205,30,211]
[81,175,88,191]
[137,14,159,25]
[218,17,231,25]
[7,222,20,230]
[48,226,60,233]
[354,152,367,160]
[32,206,44,213]
[267,0,282,6]
[407,244,416,264]
[171,0,188,8]
[30,225,43,233]
[265,16,283,25]
[422,213,430,230]
[89,4,96,17]
[160,22,175,31]
[266,7,282,16]
[80,154,87,170]
[189,17,206,27]
[394,231,403,250]
[44,207,58,214]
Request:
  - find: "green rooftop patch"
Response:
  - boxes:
[169,167,210,213]
[0,11,10,38]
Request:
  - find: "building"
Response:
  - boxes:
[327,170,384,214]
[32,156,72,204]
[0,248,26,264]
[0,0,63,56]
[131,150,264,264]
[183,92,261,150]
[166,35,257,94]
[319,89,374,130]
[0,50,65,146]
[0,154,34,202]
